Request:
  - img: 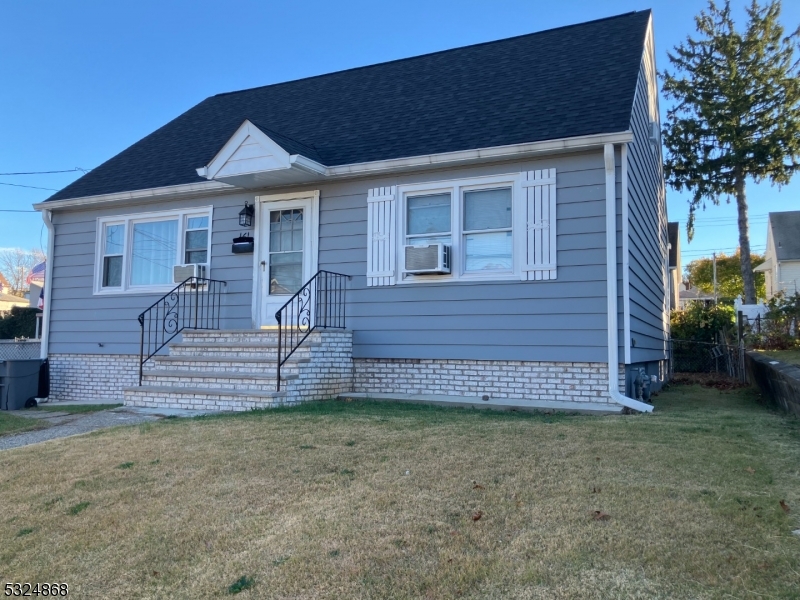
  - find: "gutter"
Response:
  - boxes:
[604,143,653,413]
[35,131,634,211]
[40,209,55,360]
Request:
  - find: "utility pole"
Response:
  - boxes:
[712,252,718,304]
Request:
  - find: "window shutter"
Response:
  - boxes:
[366,186,397,286]
[521,169,557,280]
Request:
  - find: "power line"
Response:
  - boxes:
[0,168,90,175]
[0,209,37,213]
[0,182,59,191]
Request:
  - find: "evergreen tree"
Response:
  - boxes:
[662,0,800,304]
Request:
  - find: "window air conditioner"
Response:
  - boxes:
[173,264,206,283]
[403,243,451,275]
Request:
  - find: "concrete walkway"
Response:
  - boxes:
[0,405,177,451]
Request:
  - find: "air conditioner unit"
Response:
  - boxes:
[173,264,206,283]
[403,243,451,275]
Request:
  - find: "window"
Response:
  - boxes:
[463,188,512,272]
[101,223,124,288]
[95,207,212,294]
[368,170,556,286]
[268,208,303,295]
[185,216,209,264]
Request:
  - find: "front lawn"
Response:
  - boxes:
[1,386,798,599]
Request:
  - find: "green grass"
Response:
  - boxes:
[33,403,122,414]
[759,348,800,366]
[0,411,47,436]
[0,385,798,599]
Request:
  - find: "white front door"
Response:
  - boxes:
[257,195,318,327]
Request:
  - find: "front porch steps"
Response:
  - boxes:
[338,392,623,415]
[124,328,354,411]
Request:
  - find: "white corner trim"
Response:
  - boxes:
[605,143,653,413]
[621,144,631,364]
[40,209,55,360]
[35,131,633,211]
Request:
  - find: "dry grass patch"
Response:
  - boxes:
[1,386,799,599]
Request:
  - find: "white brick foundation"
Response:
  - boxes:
[354,358,625,404]
[49,353,139,403]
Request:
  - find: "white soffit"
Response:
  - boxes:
[195,120,326,189]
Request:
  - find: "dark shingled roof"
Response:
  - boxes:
[770,211,800,261]
[47,10,651,202]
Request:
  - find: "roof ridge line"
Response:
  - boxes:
[213,10,648,98]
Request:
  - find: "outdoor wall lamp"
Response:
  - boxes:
[239,201,254,228]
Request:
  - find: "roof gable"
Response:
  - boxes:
[47,10,651,202]
[769,211,800,261]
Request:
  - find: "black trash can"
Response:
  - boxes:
[0,359,43,410]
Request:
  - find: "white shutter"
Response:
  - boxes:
[521,169,557,280]
[366,186,397,286]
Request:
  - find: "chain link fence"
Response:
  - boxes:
[669,339,746,382]
[0,340,41,360]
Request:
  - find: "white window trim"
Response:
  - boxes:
[93,206,213,295]
[396,173,523,285]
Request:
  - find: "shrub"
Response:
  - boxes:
[670,303,735,343]
[745,292,800,350]
[0,306,40,339]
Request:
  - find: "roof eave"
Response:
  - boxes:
[36,130,633,211]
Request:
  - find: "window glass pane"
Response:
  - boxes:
[464,188,512,231]
[185,229,207,251]
[186,250,207,264]
[465,231,513,271]
[187,216,208,229]
[104,224,124,255]
[131,219,178,286]
[269,252,302,295]
[102,255,122,287]
[407,193,451,235]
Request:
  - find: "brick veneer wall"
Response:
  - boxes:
[49,354,139,403]
[354,358,625,404]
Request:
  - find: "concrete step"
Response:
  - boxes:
[147,355,307,373]
[142,369,292,391]
[124,385,288,412]
[168,341,316,358]
[181,329,322,344]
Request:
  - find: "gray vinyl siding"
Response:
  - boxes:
[626,52,669,363]
[47,151,614,362]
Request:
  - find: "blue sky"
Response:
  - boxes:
[1,0,799,271]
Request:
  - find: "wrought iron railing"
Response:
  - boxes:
[275,270,350,391]
[137,277,227,384]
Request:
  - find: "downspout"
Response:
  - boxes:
[604,144,653,413]
[621,144,631,364]
[40,209,55,360]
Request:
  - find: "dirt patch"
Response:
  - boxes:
[671,372,749,390]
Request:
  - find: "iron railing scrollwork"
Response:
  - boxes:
[275,270,350,391]
[137,277,227,384]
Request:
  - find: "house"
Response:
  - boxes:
[678,281,714,310]
[754,211,800,299]
[667,222,680,311]
[0,292,29,317]
[34,11,667,414]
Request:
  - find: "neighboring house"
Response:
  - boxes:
[34,11,667,414]
[678,281,714,310]
[0,273,9,294]
[0,292,28,317]
[667,222,680,311]
[754,211,800,299]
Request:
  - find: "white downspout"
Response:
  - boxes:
[40,209,55,360]
[604,144,653,413]
[621,144,631,365]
